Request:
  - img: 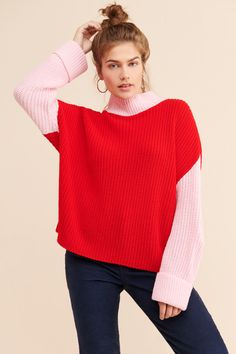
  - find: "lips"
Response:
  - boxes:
[118,84,133,87]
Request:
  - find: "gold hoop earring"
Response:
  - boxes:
[97,79,108,93]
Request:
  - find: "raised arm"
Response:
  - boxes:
[13,40,88,135]
[13,21,102,138]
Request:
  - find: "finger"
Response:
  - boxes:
[81,23,101,35]
[86,21,102,30]
[171,307,180,317]
[158,302,166,320]
[165,305,173,319]
[87,26,102,36]
[84,25,99,33]
[174,308,182,317]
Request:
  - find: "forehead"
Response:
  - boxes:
[103,42,141,63]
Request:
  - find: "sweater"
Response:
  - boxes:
[13,40,204,311]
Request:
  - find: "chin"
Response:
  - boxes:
[117,88,136,96]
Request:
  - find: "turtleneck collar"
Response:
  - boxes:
[103,90,166,116]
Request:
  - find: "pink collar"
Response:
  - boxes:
[103,90,166,116]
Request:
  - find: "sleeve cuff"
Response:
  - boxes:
[151,272,193,311]
[52,40,88,82]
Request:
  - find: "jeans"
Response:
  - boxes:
[65,250,229,354]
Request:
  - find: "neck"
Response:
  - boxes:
[103,90,165,116]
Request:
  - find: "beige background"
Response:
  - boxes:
[2,0,235,352]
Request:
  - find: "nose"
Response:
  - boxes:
[118,64,129,78]
[120,72,130,80]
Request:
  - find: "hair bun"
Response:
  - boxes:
[99,2,129,29]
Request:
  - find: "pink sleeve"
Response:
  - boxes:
[151,156,205,311]
[13,40,88,135]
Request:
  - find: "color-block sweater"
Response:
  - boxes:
[13,40,204,311]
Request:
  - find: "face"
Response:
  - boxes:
[98,42,144,98]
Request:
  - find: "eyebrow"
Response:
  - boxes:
[105,56,140,63]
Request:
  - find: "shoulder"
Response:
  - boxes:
[157,97,192,112]
[57,99,101,116]
[168,98,191,109]
[166,98,196,121]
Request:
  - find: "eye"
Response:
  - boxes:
[108,61,139,69]
[108,63,118,69]
[129,61,138,66]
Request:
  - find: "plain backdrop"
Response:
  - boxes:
[1,0,235,353]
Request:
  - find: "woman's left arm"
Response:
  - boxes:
[151,155,204,312]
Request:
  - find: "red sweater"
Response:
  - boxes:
[45,98,202,272]
[13,39,204,310]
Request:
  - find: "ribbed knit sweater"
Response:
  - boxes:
[13,40,204,311]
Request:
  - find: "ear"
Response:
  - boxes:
[96,64,103,80]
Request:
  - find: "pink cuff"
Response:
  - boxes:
[151,272,193,311]
[52,40,88,82]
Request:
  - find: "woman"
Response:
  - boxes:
[13,2,229,353]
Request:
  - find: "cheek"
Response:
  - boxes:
[106,74,117,84]
[134,70,143,81]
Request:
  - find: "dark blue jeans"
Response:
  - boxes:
[65,250,229,354]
